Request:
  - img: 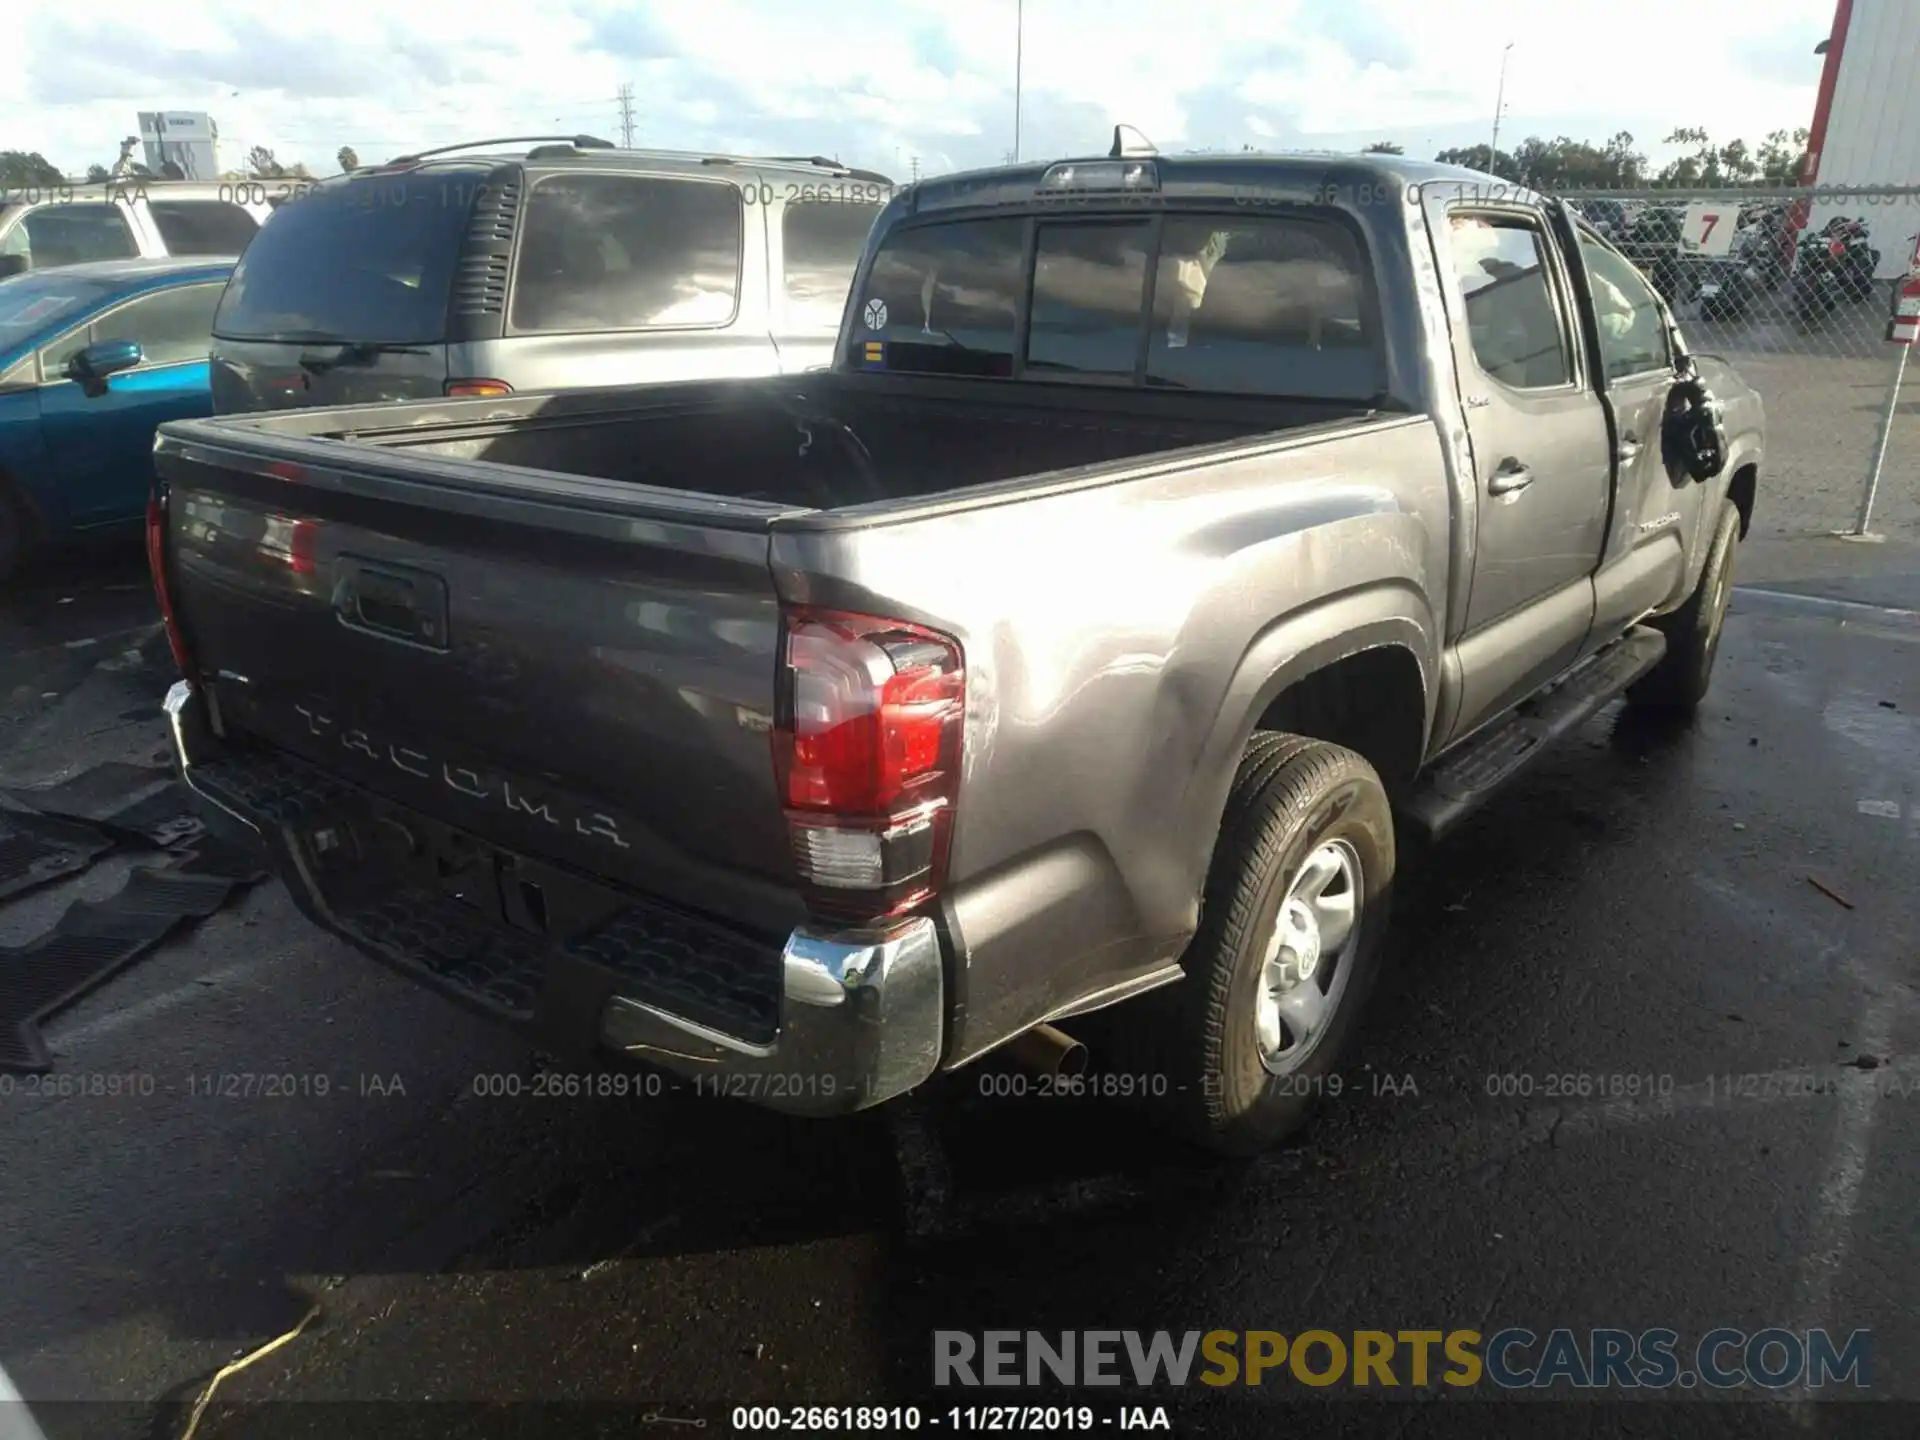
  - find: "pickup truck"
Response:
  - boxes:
[149,146,1762,1155]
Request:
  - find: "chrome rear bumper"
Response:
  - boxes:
[163,679,944,1116]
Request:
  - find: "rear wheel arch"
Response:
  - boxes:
[1183,598,1436,897]
[1253,644,1429,801]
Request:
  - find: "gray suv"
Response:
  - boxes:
[206,136,893,413]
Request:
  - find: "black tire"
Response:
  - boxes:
[1166,735,1396,1156]
[1627,498,1740,714]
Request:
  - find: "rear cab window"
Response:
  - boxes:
[212,173,477,344]
[509,174,743,334]
[856,218,1024,377]
[849,211,1383,399]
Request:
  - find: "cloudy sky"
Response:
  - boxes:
[5,0,1837,180]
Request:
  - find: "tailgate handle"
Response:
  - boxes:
[333,558,449,650]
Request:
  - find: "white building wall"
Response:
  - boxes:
[138,112,221,182]
[1806,0,1920,278]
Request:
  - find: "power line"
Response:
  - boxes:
[617,83,636,148]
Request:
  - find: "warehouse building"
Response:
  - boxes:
[1803,0,1920,278]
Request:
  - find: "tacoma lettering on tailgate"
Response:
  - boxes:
[292,703,631,851]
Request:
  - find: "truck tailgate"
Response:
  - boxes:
[154,422,806,939]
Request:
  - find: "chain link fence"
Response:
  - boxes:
[1557,184,1920,543]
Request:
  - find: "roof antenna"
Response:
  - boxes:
[1110,124,1158,158]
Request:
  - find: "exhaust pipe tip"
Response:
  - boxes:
[1004,1022,1088,1078]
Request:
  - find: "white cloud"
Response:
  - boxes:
[1,0,1833,180]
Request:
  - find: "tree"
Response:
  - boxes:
[1437,132,1646,190]
[1599,131,1647,187]
[1434,143,1521,181]
[1509,134,1647,189]
[85,164,112,184]
[246,145,286,179]
[1757,127,1811,184]
[0,150,65,188]
[336,145,360,172]
[1362,140,1404,155]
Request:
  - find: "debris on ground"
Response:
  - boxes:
[1805,875,1854,909]
[179,1303,322,1440]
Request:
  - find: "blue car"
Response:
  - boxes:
[0,256,234,580]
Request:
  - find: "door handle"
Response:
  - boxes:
[1487,460,1534,497]
[1618,431,1643,464]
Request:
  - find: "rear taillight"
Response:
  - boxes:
[290,519,318,575]
[145,492,194,677]
[446,378,512,398]
[773,608,965,924]
[1829,239,1848,260]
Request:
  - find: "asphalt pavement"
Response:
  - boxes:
[1,537,1917,1440]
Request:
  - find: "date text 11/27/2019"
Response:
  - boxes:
[729,1404,1174,1430]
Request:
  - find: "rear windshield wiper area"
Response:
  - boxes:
[292,341,435,375]
[880,327,1014,378]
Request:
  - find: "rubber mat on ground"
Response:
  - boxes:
[0,808,114,903]
[0,842,267,1072]
[0,762,204,849]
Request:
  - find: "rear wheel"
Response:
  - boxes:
[1628,498,1740,714]
[1165,735,1396,1155]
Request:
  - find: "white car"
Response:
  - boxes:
[0,178,302,279]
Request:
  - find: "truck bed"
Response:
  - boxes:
[184,375,1370,513]
[153,376,1380,946]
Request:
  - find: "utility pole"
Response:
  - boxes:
[617,84,636,149]
[910,155,921,184]
[1012,0,1023,163]
[1487,42,1513,170]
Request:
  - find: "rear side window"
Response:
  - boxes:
[147,201,259,256]
[782,200,883,328]
[1,205,139,268]
[212,175,475,345]
[510,175,742,334]
[1448,214,1572,390]
[853,218,1025,377]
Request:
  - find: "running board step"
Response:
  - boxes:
[1404,625,1668,843]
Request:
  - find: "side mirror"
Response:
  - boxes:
[0,254,27,280]
[67,339,143,398]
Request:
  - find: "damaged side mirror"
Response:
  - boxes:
[1663,374,1728,483]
